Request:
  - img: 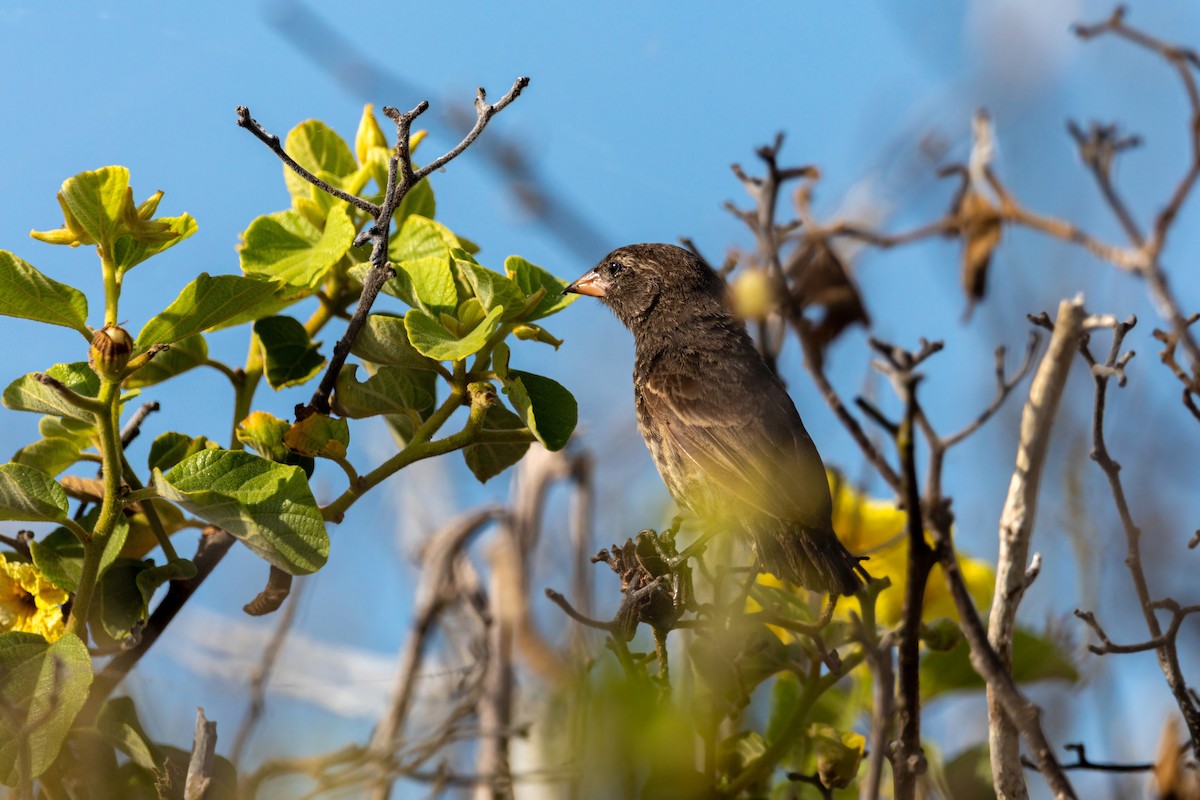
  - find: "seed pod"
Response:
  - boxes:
[89,325,133,380]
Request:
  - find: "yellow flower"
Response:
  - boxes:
[0,554,68,641]
[828,473,994,627]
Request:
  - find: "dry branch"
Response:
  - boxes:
[986,297,1087,799]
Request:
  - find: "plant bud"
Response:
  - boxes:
[89,325,133,379]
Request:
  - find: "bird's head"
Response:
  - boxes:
[563,243,726,334]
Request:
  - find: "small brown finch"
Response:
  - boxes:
[565,243,863,595]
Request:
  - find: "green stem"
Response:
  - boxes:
[321,382,490,522]
[100,248,120,327]
[230,335,265,451]
[119,454,180,562]
[65,379,124,637]
[721,651,865,796]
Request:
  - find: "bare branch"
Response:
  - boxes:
[235,106,381,215]
[987,297,1087,800]
[1085,314,1200,753]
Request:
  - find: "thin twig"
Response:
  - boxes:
[1084,313,1200,756]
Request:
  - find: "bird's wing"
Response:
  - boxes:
[639,361,832,529]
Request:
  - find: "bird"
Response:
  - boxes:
[563,243,864,596]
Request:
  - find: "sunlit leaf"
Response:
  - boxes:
[0,463,68,522]
[239,205,355,291]
[0,251,89,334]
[134,273,282,352]
[153,450,328,575]
[282,120,357,202]
[147,432,218,474]
[505,255,577,320]
[283,414,349,459]
[3,362,99,423]
[404,305,503,361]
[122,334,208,390]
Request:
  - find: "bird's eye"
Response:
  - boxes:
[605,260,624,276]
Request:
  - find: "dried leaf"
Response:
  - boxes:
[785,236,869,364]
[1155,718,1200,800]
[956,188,1002,320]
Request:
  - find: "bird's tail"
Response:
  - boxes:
[752,524,865,596]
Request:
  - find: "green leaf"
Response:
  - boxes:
[921,626,1079,700]
[58,166,130,248]
[350,313,438,371]
[95,697,161,772]
[93,559,152,641]
[355,105,388,165]
[501,370,577,452]
[387,216,463,313]
[254,315,326,390]
[3,362,99,423]
[0,251,89,334]
[236,411,292,463]
[389,214,459,263]
[37,416,94,445]
[460,260,527,320]
[122,333,208,390]
[12,437,82,478]
[283,414,350,459]
[112,212,198,272]
[90,556,194,643]
[135,273,283,351]
[0,463,68,522]
[505,256,577,320]
[134,559,196,605]
[154,450,328,575]
[29,530,83,593]
[462,406,531,483]
[147,432,218,474]
[0,632,92,786]
[331,364,434,419]
[31,509,129,595]
[404,305,503,361]
[381,368,438,444]
[513,322,564,348]
[239,205,355,291]
[282,120,357,202]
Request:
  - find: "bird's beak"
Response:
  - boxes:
[562,268,607,298]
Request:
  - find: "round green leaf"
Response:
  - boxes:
[282,120,357,202]
[331,363,434,420]
[153,450,328,575]
[463,406,531,483]
[0,632,92,786]
[240,205,355,291]
[501,370,577,452]
[350,313,438,371]
[254,315,325,390]
[404,305,503,362]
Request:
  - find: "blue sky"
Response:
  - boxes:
[3,2,1200,796]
